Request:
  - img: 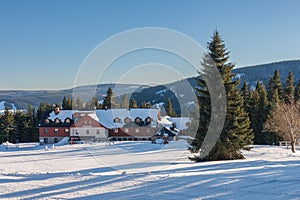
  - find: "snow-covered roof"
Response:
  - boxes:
[48,110,78,121]
[167,117,190,130]
[158,116,190,130]
[94,109,159,129]
[158,116,174,126]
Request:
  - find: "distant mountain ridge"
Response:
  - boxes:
[1,60,300,110]
[233,60,300,88]
[0,84,148,110]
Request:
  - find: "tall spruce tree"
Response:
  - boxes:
[268,69,283,101]
[252,81,269,144]
[189,55,211,153]
[190,31,253,161]
[294,80,300,102]
[283,71,294,104]
[241,81,250,112]
[14,110,25,143]
[24,105,38,142]
[0,108,14,143]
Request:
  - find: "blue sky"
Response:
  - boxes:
[0,0,299,90]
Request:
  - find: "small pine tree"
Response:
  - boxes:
[62,96,68,110]
[121,94,129,108]
[165,98,177,117]
[102,87,118,109]
[283,71,294,104]
[67,97,72,110]
[74,97,83,110]
[129,98,138,108]
[140,101,147,108]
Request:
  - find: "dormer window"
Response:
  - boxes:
[145,117,152,123]
[124,117,131,123]
[44,119,50,124]
[135,117,141,123]
[54,118,61,124]
[65,118,71,123]
[114,117,121,123]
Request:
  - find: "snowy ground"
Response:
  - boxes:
[1,141,300,200]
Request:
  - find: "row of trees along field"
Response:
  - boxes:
[0,105,38,144]
[61,89,177,117]
[188,31,300,161]
[60,87,153,111]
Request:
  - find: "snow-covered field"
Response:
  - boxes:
[1,141,300,200]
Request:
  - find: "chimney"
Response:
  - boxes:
[54,106,60,115]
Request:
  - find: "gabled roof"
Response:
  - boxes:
[71,114,103,128]
[94,108,159,129]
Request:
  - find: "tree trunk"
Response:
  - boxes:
[291,141,296,153]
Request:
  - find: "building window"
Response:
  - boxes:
[44,138,48,144]
[84,121,87,125]
[44,119,50,124]
[86,130,89,134]
[54,138,59,143]
[54,128,59,133]
[146,128,150,133]
[44,128,48,133]
[88,120,92,125]
[65,118,71,123]
[65,128,69,133]
[55,118,61,124]
[135,128,139,133]
[96,130,100,134]
[114,128,119,133]
[125,128,129,133]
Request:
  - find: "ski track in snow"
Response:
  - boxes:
[0,143,300,199]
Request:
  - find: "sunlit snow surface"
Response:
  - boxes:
[1,142,300,199]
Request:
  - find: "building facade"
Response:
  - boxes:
[38,107,161,144]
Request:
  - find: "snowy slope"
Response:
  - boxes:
[0,143,300,199]
[0,101,17,113]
